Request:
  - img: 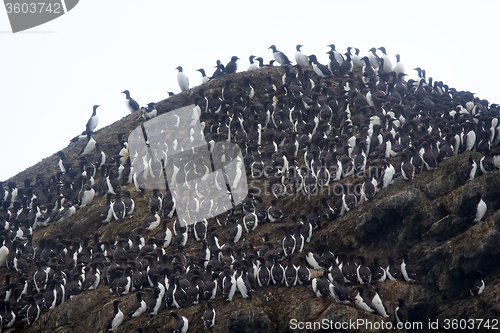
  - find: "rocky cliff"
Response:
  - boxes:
[3,65,500,333]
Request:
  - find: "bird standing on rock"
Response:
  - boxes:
[121,90,140,113]
[86,105,99,133]
[167,311,189,333]
[269,45,291,65]
[176,66,190,92]
[294,44,309,66]
[107,300,124,331]
[225,56,239,75]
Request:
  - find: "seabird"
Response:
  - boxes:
[280,225,296,257]
[393,54,405,75]
[111,190,126,220]
[297,256,310,285]
[395,298,408,325]
[167,311,189,333]
[284,255,298,287]
[25,295,40,326]
[140,102,157,120]
[176,66,189,92]
[196,68,210,84]
[225,56,239,75]
[228,218,243,243]
[312,270,331,298]
[121,90,139,113]
[221,267,237,301]
[268,45,291,65]
[107,300,124,331]
[356,255,372,285]
[78,183,95,207]
[203,300,216,329]
[371,287,390,318]
[371,257,386,283]
[367,47,379,69]
[353,286,375,313]
[294,44,309,66]
[479,148,495,174]
[470,271,485,296]
[243,211,258,233]
[146,286,162,317]
[122,190,135,215]
[236,266,253,298]
[327,44,344,64]
[86,105,99,133]
[377,47,393,73]
[386,256,403,281]
[463,155,477,181]
[400,151,415,181]
[270,255,285,285]
[400,254,417,283]
[80,131,96,155]
[268,199,283,222]
[308,54,332,77]
[347,47,364,68]
[247,55,259,71]
[473,193,487,223]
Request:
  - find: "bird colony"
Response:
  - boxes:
[0,43,498,331]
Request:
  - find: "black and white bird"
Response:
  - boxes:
[236,266,253,298]
[25,295,40,326]
[473,193,487,223]
[311,270,330,298]
[470,271,485,296]
[400,254,417,283]
[196,68,210,84]
[269,45,291,65]
[247,55,259,71]
[294,44,309,66]
[308,54,332,77]
[371,257,387,283]
[400,151,415,181]
[463,155,477,181]
[268,199,283,222]
[107,300,124,331]
[176,66,189,92]
[228,218,243,243]
[395,298,408,325]
[140,102,157,120]
[386,256,403,281]
[121,90,140,113]
[86,105,100,133]
[356,255,372,285]
[225,56,239,75]
[128,291,146,318]
[202,300,216,329]
[371,287,390,318]
[80,131,96,156]
[78,183,95,207]
[353,286,375,313]
[167,312,189,333]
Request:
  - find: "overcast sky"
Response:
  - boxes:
[1,1,499,181]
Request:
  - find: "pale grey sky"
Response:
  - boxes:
[1,1,499,181]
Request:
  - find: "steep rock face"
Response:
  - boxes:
[3,65,499,333]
